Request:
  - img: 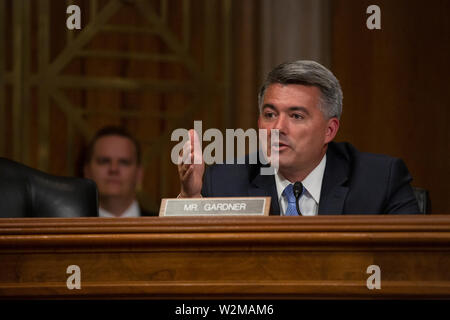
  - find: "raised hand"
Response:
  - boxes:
[177,129,205,198]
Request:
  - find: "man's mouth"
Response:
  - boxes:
[272,142,290,151]
[106,179,121,184]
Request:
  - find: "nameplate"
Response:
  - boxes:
[159,197,271,216]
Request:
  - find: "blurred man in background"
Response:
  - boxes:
[84,126,156,217]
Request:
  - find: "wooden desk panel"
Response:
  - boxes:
[0,215,449,299]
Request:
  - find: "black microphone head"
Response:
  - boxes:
[293,181,303,198]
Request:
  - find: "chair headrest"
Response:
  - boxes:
[0,158,98,218]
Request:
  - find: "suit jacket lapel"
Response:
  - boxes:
[319,143,350,215]
[248,171,280,215]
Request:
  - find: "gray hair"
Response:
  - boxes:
[258,60,343,119]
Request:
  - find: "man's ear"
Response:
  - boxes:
[324,117,340,144]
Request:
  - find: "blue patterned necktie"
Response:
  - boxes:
[282,184,302,216]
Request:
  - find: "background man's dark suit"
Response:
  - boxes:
[140,208,158,216]
[201,142,420,215]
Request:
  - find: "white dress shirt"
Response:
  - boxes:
[275,155,327,216]
[99,200,141,218]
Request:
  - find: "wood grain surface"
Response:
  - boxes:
[1,215,449,299]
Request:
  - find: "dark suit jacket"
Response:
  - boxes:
[140,207,158,217]
[201,142,420,215]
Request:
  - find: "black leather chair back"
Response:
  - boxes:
[0,158,98,218]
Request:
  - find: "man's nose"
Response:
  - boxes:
[108,161,119,173]
[272,114,288,135]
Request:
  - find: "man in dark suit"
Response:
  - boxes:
[84,126,156,217]
[178,60,420,215]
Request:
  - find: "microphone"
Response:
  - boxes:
[293,182,303,215]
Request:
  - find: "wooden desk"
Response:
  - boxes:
[0,215,449,299]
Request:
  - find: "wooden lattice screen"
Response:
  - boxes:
[0,0,232,212]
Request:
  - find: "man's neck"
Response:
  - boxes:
[99,197,135,217]
[279,147,327,183]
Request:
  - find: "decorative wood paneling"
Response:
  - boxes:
[1,0,232,212]
[331,0,450,214]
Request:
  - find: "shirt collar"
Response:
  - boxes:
[274,154,327,204]
[99,200,140,218]
[302,154,326,203]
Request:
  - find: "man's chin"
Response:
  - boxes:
[277,158,300,173]
[276,154,293,166]
[99,190,124,198]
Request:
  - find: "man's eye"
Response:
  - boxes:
[292,113,304,120]
[97,158,110,165]
[264,112,275,119]
[119,159,133,166]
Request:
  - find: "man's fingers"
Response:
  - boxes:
[189,129,199,149]
[178,138,194,165]
[189,129,203,164]
[180,130,202,165]
[183,165,194,179]
[179,164,194,182]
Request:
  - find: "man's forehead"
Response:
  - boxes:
[93,135,137,157]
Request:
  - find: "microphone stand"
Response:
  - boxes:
[293,182,303,215]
